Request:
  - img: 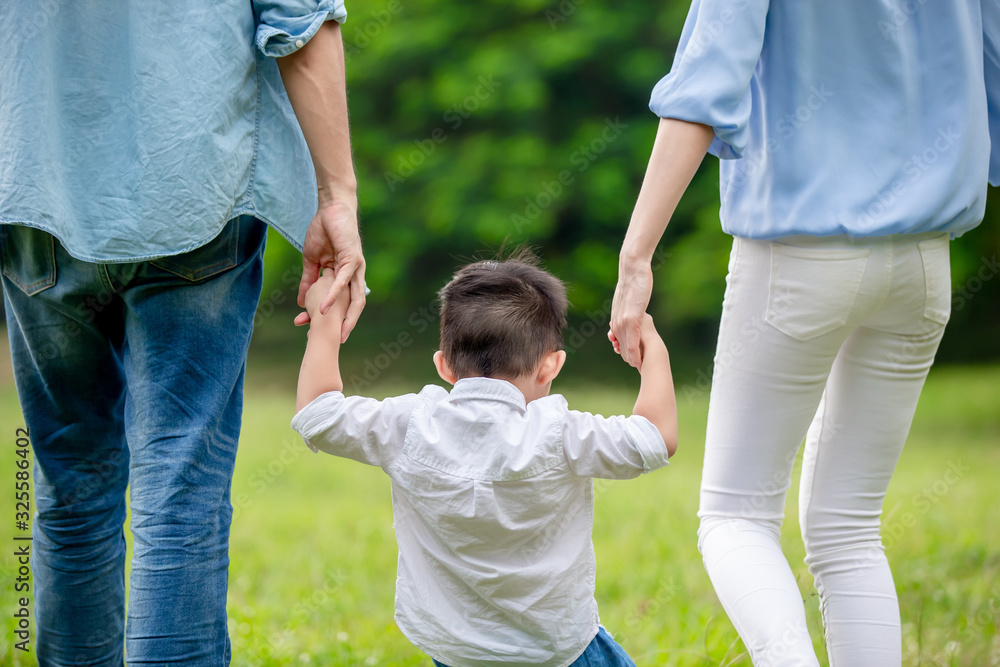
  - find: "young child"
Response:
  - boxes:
[291,251,678,667]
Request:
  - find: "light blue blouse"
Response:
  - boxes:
[0,1,346,262]
[650,1,1000,239]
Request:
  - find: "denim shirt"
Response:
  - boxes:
[0,1,346,262]
[650,0,1000,240]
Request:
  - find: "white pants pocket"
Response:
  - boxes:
[917,235,951,326]
[765,243,871,342]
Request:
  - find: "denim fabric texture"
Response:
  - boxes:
[0,2,345,262]
[431,626,636,667]
[1,216,266,665]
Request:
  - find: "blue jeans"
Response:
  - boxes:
[431,627,636,667]
[1,216,266,665]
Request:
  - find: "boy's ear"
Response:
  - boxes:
[433,351,458,385]
[536,350,567,386]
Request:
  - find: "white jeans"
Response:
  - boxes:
[698,232,951,667]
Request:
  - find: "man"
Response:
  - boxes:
[0,2,363,663]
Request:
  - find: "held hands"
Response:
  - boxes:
[610,312,665,372]
[294,269,352,338]
[296,200,366,343]
[609,258,654,370]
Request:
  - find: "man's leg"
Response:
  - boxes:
[2,224,130,666]
[120,216,266,664]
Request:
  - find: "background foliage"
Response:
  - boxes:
[259,0,1000,374]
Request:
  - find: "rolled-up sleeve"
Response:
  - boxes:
[561,411,669,480]
[984,0,1000,186]
[290,390,419,468]
[649,0,770,159]
[253,0,348,58]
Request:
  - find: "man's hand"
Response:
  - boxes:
[296,200,365,342]
[609,258,653,371]
[277,20,364,343]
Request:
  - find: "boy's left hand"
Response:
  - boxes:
[294,271,352,340]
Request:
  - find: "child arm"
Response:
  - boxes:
[632,314,679,457]
[296,272,351,413]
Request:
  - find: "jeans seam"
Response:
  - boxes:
[98,263,116,294]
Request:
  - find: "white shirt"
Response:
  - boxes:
[290,377,669,667]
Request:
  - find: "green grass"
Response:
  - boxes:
[2,362,999,666]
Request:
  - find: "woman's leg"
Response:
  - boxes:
[699,235,882,666]
[798,235,949,666]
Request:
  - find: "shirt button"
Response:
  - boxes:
[295,39,304,48]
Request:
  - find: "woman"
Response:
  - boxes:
[610,1,998,665]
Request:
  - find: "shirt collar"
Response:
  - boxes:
[449,377,527,412]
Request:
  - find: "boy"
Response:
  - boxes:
[291,251,678,666]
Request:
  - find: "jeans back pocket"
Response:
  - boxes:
[0,225,58,296]
[917,235,951,326]
[149,220,239,282]
[765,243,871,342]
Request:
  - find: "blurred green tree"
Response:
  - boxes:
[260,0,1000,364]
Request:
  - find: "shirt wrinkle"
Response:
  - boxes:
[0,1,347,259]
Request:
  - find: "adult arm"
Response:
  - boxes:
[610,119,714,369]
[610,0,769,369]
[275,18,365,341]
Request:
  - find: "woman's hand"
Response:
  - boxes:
[608,118,714,370]
[610,256,654,370]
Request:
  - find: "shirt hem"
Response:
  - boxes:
[399,619,600,667]
[0,208,255,264]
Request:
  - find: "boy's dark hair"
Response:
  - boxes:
[438,248,568,380]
